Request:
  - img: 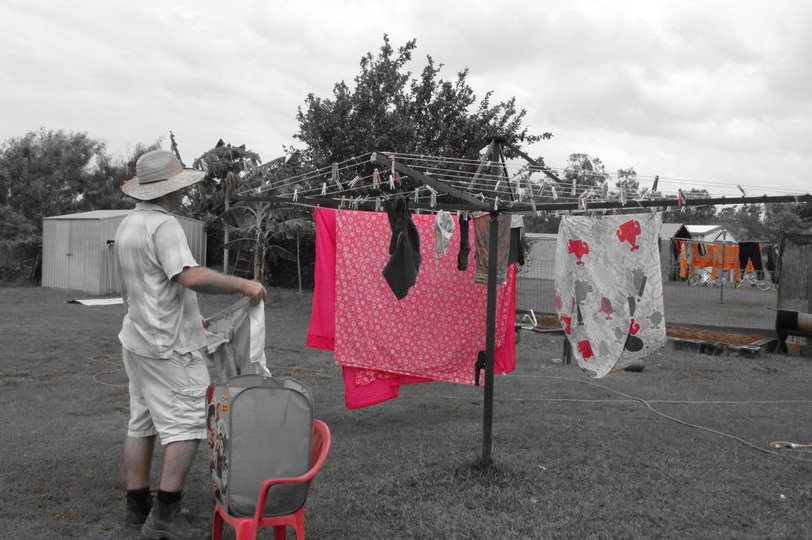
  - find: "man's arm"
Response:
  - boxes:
[173,266,267,305]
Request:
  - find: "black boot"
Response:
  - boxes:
[123,488,152,527]
[141,493,205,540]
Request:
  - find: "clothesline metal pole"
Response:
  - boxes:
[480,210,500,467]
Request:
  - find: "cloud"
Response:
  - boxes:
[0,0,810,196]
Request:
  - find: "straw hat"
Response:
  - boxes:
[121,150,206,200]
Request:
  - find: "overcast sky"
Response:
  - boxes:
[1,0,810,197]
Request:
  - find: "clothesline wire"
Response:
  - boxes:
[248,151,783,196]
[245,151,785,200]
[250,160,668,203]
[238,151,810,206]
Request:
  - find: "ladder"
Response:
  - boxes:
[231,249,254,279]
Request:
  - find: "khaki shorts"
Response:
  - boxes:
[122,347,210,445]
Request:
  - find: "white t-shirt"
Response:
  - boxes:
[115,202,206,358]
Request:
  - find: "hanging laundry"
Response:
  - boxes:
[204,297,271,382]
[473,212,512,285]
[306,207,515,408]
[765,244,779,286]
[306,208,338,351]
[555,213,666,378]
[738,242,764,279]
[302,208,519,410]
[509,213,525,266]
[434,210,454,259]
[382,196,422,300]
[457,213,471,271]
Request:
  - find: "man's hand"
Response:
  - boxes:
[242,279,267,306]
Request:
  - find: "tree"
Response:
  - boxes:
[732,204,765,241]
[292,35,550,174]
[0,129,131,234]
[762,203,812,244]
[561,153,609,193]
[189,139,261,224]
[615,167,640,199]
[662,188,716,224]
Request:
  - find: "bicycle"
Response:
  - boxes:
[688,267,721,287]
[735,271,772,291]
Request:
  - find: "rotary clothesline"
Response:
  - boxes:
[246,152,649,204]
[235,146,810,467]
[239,151,812,214]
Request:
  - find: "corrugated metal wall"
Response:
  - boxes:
[42,217,105,293]
[42,210,207,295]
[176,215,207,268]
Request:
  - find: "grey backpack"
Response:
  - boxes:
[207,374,314,517]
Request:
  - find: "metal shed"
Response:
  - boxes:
[42,209,207,295]
[519,232,557,279]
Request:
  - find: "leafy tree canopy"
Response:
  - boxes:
[562,153,609,190]
[188,139,261,224]
[291,35,550,171]
[0,128,133,236]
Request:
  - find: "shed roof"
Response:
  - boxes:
[43,209,205,225]
[659,223,690,239]
[685,224,736,242]
[44,209,132,220]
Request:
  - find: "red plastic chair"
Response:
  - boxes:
[212,419,331,540]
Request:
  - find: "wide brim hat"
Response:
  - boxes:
[121,149,206,200]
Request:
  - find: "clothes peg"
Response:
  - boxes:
[372,168,381,189]
[619,188,626,206]
[349,174,360,188]
[571,177,577,197]
[321,182,327,196]
[332,162,342,191]
[414,187,420,203]
[391,155,401,184]
[737,185,747,197]
[293,188,298,202]
[551,186,558,200]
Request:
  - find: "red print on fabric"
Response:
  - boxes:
[629,319,641,335]
[577,339,594,360]
[616,220,642,252]
[561,314,572,335]
[599,297,614,320]
[568,239,590,265]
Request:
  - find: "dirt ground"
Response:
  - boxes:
[3,286,812,539]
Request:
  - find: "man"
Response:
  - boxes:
[116,150,266,539]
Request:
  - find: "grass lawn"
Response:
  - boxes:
[1,286,812,539]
